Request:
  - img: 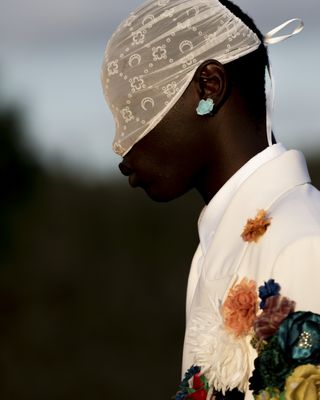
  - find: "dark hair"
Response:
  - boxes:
[219,0,269,123]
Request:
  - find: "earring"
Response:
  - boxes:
[196,98,215,116]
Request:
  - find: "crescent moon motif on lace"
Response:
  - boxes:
[179,40,194,54]
[186,6,200,17]
[128,54,142,67]
[141,97,155,111]
[142,14,155,26]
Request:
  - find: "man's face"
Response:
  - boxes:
[118,84,209,202]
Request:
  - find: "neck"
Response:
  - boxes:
[195,96,268,204]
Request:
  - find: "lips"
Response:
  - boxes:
[118,161,132,176]
[119,161,141,187]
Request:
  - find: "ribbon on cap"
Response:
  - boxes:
[264,18,304,45]
[263,18,304,146]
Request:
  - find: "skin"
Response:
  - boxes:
[119,60,269,205]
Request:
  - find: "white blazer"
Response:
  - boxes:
[182,150,320,399]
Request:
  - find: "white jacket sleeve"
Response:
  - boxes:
[271,235,320,313]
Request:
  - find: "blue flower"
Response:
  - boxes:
[175,365,201,400]
[175,390,188,400]
[182,365,201,384]
[258,279,281,309]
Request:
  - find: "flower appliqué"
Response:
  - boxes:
[254,295,295,340]
[180,277,320,400]
[222,278,258,337]
[259,279,281,309]
[175,365,209,400]
[241,209,272,243]
[285,364,320,400]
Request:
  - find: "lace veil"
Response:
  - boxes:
[101,0,261,156]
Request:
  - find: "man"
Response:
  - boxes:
[101,0,320,398]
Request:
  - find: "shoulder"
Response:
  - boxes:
[271,182,320,240]
[251,182,320,261]
[269,234,320,313]
[240,183,320,312]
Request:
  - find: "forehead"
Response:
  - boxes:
[101,0,260,156]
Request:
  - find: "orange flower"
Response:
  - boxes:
[222,278,258,336]
[241,209,272,243]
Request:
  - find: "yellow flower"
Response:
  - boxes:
[285,364,320,400]
[255,388,281,399]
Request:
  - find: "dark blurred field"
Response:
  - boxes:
[0,101,319,399]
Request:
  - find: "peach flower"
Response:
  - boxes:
[241,209,272,243]
[222,278,258,336]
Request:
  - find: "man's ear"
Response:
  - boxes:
[194,59,230,108]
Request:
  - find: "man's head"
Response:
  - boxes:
[102,0,269,202]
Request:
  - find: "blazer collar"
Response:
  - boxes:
[198,144,286,256]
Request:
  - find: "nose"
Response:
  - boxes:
[118,161,133,176]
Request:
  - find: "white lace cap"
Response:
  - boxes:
[101,0,304,156]
[101,0,261,156]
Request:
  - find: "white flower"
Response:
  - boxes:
[132,30,145,45]
[186,301,256,394]
[162,81,178,98]
[130,76,145,91]
[120,106,134,123]
[152,45,167,61]
[107,60,119,76]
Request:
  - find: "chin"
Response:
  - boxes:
[142,184,187,203]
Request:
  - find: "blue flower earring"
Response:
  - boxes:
[196,98,215,116]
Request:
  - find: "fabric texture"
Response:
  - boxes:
[182,149,320,399]
[101,0,260,156]
[197,143,286,258]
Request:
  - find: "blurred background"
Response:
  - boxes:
[0,0,319,399]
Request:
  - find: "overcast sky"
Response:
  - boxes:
[1,0,319,179]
